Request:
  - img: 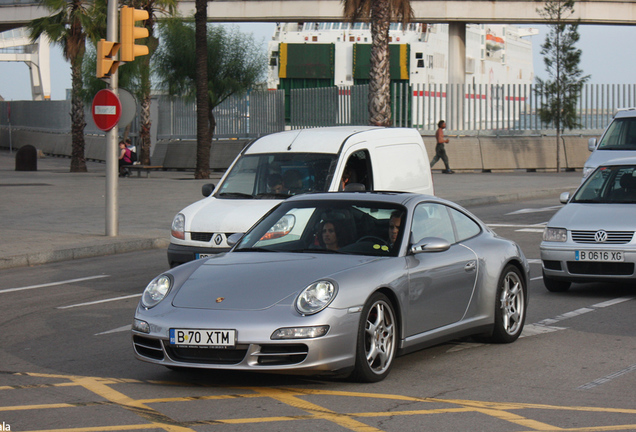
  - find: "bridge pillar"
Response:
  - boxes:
[448,22,466,85]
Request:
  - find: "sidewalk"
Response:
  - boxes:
[0,150,582,270]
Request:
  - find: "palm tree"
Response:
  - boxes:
[154,19,266,179]
[343,0,413,126]
[29,0,106,172]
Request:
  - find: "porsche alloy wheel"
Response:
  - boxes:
[489,265,527,343]
[352,292,397,382]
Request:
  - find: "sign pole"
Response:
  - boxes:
[105,0,119,236]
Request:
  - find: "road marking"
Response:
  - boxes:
[505,205,562,215]
[57,294,141,309]
[516,228,545,233]
[578,364,636,390]
[488,223,547,228]
[527,259,542,265]
[0,275,110,295]
[95,325,132,336]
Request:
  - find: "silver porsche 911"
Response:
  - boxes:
[133,192,529,382]
[541,157,636,292]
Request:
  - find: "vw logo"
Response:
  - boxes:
[214,234,223,245]
[594,230,608,243]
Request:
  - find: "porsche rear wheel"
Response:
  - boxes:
[351,292,397,383]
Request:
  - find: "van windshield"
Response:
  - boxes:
[598,117,636,150]
[215,153,338,199]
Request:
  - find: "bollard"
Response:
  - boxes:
[15,145,38,171]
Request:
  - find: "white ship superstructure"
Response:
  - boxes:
[267,22,536,90]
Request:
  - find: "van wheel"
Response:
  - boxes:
[350,293,397,383]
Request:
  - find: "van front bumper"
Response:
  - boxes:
[167,243,230,267]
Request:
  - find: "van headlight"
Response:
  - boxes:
[142,275,173,308]
[296,280,337,315]
[543,228,567,242]
[171,213,185,240]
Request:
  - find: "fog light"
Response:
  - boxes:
[133,319,150,333]
[271,325,329,340]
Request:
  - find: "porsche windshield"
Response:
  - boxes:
[572,165,636,203]
[215,153,338,199]
[235,201,406,257]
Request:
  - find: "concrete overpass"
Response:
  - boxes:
[181,0,636,25]
[2,0,635,99]
[2,0,636,33]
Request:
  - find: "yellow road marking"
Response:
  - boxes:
[4,372,636,432]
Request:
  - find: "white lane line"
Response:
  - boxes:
[593,296,634,308]
[95,325,132,336]
[57,293,141,309]
[578,364,636,390]
[487,223,547,228]
[0,275,110,294]
[527,259,542,265]
[516,228,545,233]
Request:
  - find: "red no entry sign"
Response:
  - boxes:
[92,89,122,131]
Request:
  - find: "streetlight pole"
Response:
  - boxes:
[105,0,119,236]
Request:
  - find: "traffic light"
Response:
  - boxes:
[96,39,120,78]
[120,6,149,62]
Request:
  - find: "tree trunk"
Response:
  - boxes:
[194,0,211,179]
[368,0,392,126]
[139,15,157,166]
[69,51,87,172]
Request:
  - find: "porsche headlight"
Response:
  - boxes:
[171,213,185,240]
[543,227,567,242]
[142,275,173,308]
[296,280,337,315]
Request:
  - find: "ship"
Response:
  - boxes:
[266,22,538,128]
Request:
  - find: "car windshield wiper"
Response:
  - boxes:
[254,192,291,199]
[217,192,254,199]
[572,198,603,203]
[234,247,274,252]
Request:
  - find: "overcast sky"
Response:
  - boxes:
[1,23,634,101]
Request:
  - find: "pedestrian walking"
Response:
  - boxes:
[430,120,454,174]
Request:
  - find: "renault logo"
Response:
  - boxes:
[594,230,608,243]
[214,234,223,245]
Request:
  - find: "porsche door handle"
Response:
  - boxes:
[464,261,477,272]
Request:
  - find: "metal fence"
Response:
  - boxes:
[155,90,285,139]
[2,84,636,140]
[290,83,636,133]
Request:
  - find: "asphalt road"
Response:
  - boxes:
[1,197,636,432]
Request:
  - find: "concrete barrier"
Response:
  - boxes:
[1,129,594,172]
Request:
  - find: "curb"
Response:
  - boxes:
[0,237,170,270]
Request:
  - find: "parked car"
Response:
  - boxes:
[167,126,434,267]
[134,192,529,382]
[583,108,636,180]
[541,157,636,292]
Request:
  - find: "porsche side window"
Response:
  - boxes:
[411,203,455,244]
[449,208,481,241]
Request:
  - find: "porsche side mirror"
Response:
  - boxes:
[410,237,451,255]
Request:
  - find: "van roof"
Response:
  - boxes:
[244,126,387,154]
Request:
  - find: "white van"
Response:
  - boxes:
[583,108,636,179]
[167,126,434,266]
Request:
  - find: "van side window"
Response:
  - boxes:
[411,203,455,244]
[341,150,373,191]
